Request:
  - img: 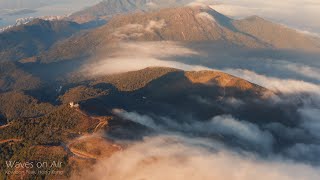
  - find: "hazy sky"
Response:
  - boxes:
[0,0,100,27]
[0,0,99,10]
[209,0,320,35]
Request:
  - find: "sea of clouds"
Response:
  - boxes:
[77,39,320,180]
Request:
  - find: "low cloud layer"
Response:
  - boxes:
[81,42,209,76]
[284,62,320,81]
[113,109,274,151]
[112,19,166,40]
[224,68,320,95]
[196,12,216,22]
[75,135,320,180]
[79,38,320,180]
[222,69,320,144]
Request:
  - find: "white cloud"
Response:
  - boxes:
[112,109,273,151]
[208,115,273,149]
[224,97,245,107]
[145,19,166,32]
[196,12,216,22]
[112,19,166,40]
[112,109,160,130]
[74,135,320,180]
[284,63,320,81]
[222,68,320,143]
[224,68,320,96]
[81,41,209,76]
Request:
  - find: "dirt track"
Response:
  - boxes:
[0,123,11,129]
[69,147,97,159]
[74,108,109,132]
[52,107,109,160]
[0,138,22,144]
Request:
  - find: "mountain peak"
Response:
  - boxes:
[86,6,268,49]
[246,15,264,20]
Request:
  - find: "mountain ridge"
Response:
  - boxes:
[37,6,320,63]
[0,19,83,61]
[68,0,193,23]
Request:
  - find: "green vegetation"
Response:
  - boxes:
[0,105,97,178]
[93,67,179,91]
[0,105,93,144]
[59,85,109,104]
[0,91,56,121]
[0,62,41,92]
[0,19,81,61]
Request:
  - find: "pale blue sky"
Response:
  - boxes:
[0,0,99,10]
[0,0,100,27]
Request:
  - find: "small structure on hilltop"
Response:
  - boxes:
[69,102,79,108]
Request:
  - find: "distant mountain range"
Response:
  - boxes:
[0,19,83,61]
[36,6,320,63]
[1,5,319,64]
[0,16,68,33]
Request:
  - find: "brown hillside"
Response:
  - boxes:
[93,67,179,91]
[185,70,265,92]
[233,16,320,51]
[40,6,320,63]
